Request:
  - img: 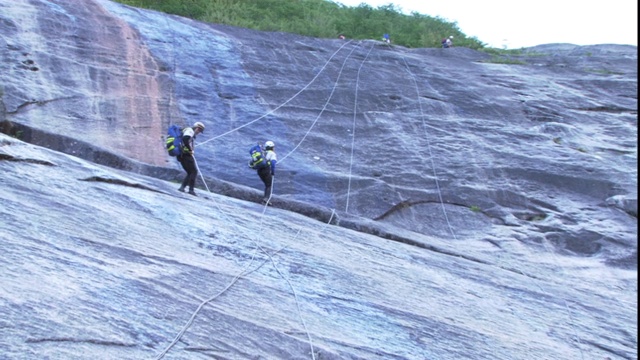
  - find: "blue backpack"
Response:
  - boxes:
[249,144,268,169]
[166,124,183,156]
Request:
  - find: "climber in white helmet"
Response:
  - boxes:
[177,122,205,196]
[256,140,277,205]
[442,35,453,48]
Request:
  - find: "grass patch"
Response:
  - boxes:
[585,68,624,75]
[480,48,547,56]
[480,48,523,55]
[480,56,527,65]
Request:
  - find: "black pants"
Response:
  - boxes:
[178,154,198,191]
[257,166,273,200]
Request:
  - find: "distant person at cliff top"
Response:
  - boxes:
[442,36,453,48]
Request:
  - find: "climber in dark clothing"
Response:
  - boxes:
[177,122,205,196]
[257,140,277,204]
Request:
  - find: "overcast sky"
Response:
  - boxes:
[332,0,638,48]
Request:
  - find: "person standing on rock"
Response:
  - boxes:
[178,122,205,196]
[257,140,277,205]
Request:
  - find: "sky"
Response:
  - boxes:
[332,0,638,48]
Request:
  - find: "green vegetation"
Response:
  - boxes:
[585,68,624,75]
[480,56,527,65]
[480,48,522,56]
[113,0,486,49]
[13,130,23,140]
[480,48,544,56]
[470,205,482,212]
[479,48,548,64]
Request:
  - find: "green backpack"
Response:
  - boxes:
[249,144,268,169]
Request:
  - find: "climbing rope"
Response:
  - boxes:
[278,41,363,163]
[189,36,590,360]
[174,41,362,356]
[344,42,375,213]
[165,40,363,354]
[156,154,329,360]
[154,244,272,360]
[398,54,459,241]
[165,36,565,360]
[395,45,585,358]
[196,40,356,147]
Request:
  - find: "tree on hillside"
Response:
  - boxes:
[113,0,485,49]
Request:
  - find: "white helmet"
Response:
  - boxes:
[193,122,205,132]
[449,36,454,39]
[264,140,275,149]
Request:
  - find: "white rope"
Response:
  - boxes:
[398,47,585,358]
[154,243,265,360]
[279,41,363,163]
[157,39,402,360]
[192,154,211,193]
[263,172,275,211]
[265,210,336,360]
[253,225,318,360]
[393,50,584,358]
[158,156,322,360]
[154,154,268,359]
[180,42,357,355]
[399,55,458,241]
[180,39,590,360]
[344,42,375,213]
[196,40,356,147]
[397,49,582,357]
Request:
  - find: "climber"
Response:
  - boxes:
[442,36,453,48]
[256,140,277,205]
[177,122,205,196]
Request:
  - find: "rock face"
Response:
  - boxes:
[0,1,637,359]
